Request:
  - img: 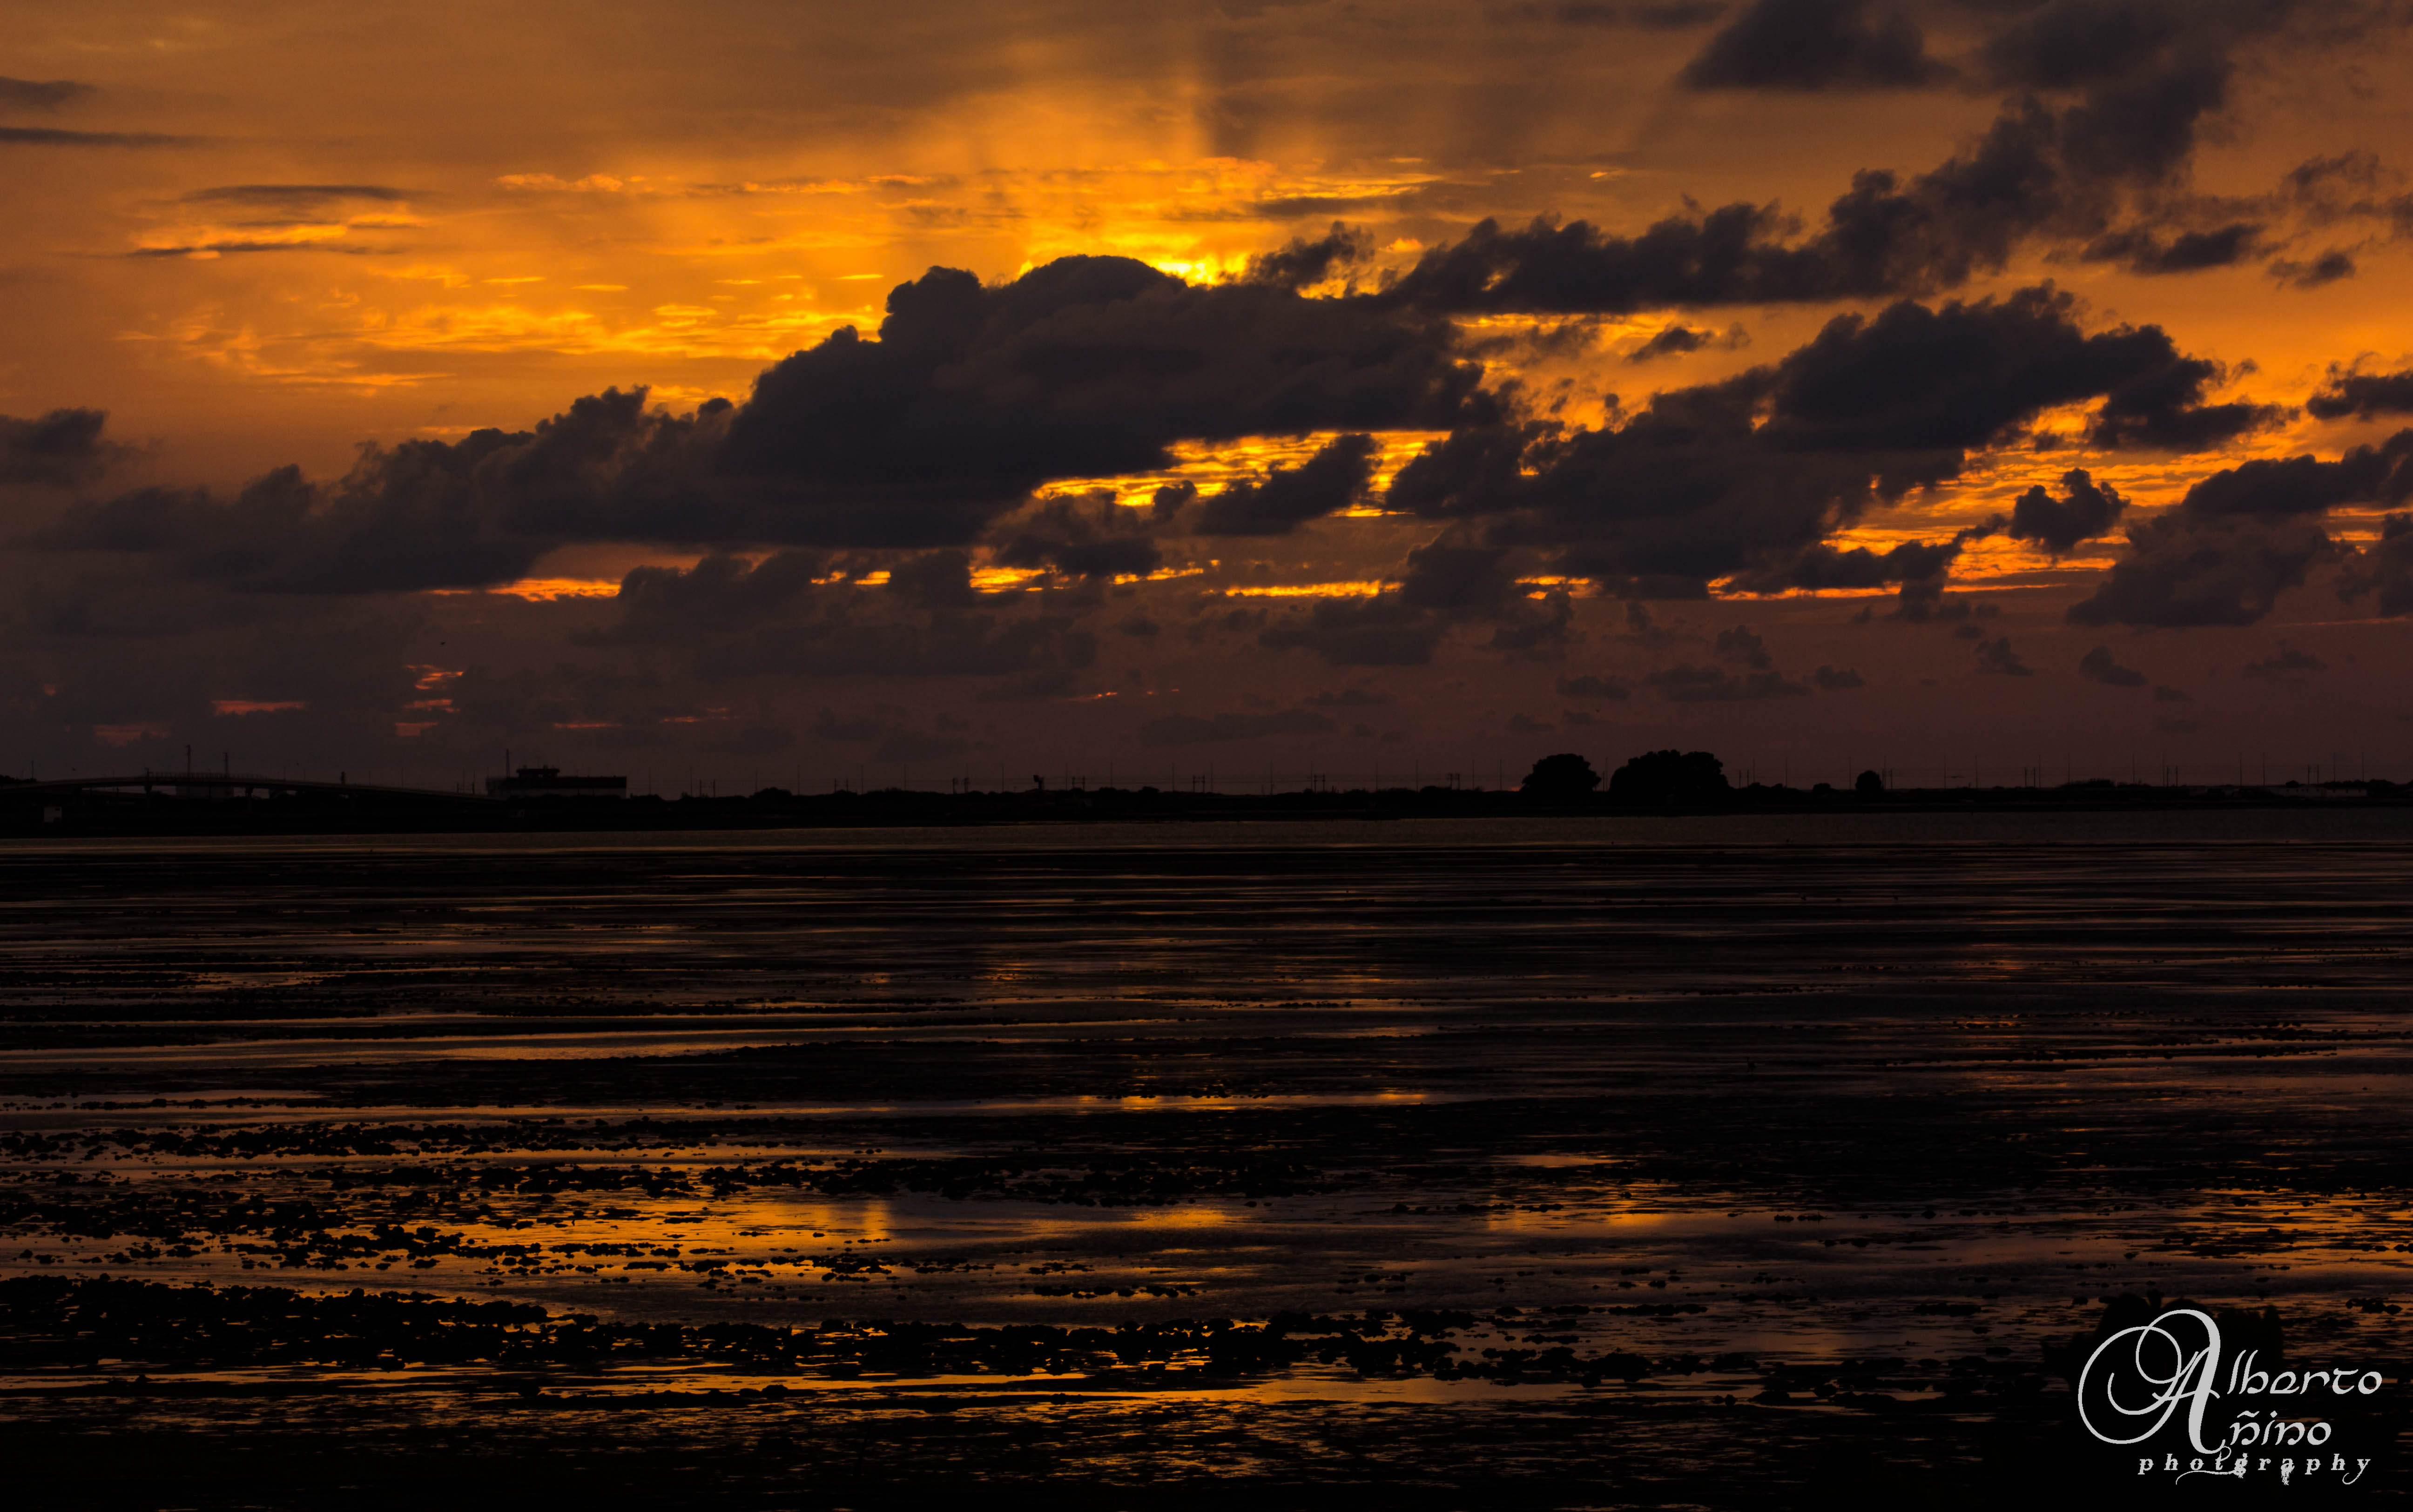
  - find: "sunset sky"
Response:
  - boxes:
[7,0,2413,790]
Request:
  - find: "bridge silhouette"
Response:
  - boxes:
[3,771,494,804]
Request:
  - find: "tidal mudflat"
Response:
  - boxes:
[4,812,2411,1506]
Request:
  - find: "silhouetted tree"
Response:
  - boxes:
[1608,750,1729,804]
[1854,769,1884,795]
[1521,753,1600,798]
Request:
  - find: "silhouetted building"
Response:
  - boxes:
[485,766,626,799]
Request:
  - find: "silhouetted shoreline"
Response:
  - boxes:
[4,774,2409,838]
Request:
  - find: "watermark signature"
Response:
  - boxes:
[2079,1305,2387,1485]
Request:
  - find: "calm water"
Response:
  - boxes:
[5,812,2410,1505]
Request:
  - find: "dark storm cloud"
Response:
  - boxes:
[38,256,1484,591]
[1138,708,1335,745]
[38,428,575,593]
[1240,223,1375,290]
[721,258,1480,540]
[884,549,984,609]
[2069,515,2335,627]
[988,495,1163,579]
[1254,532,1574,669]
[2308,368,2413,421]
[0,409,114,489]
[2070,431,2413,627]
[587,545,1101,685]
[2079,222,2262,275]
[2175,437,2413,520]
[1973,0,2183,90]
[1678,0,1948,91]
[1754,287,2273,455]
[2341,514,2413,617]
[0,77,97,112]
[1373,90,2197,317]
[1387,286,2258,597]
[1811,664,1864,689]
[1729,538,1959,594]
[2077,643,2147,685]
[1395,539,1524,614]
[1977,0,2402,93]
[1192,433,1378,536]
[598,551,831,639]
[0,126,198,148]
[1376,0,2413,323]
[2002,467,2126,554]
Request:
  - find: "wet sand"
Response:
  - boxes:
[4,812,2411,1505]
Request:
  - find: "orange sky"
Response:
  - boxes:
[6,1,2413,787]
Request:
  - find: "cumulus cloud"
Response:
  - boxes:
[0,409,115,489]
[35,256,1487,588]
[1193,433,1379,536]
[578,546,1101,689]
[2073,514,2333,629]
[599,550,830,639]
[1714,624,1773,669]
[2308,367,2413,422]
[1679,0,1947,91]
[2077,643,2147,686]
[1974,635,2033,675]
[1729,538,1960,596]
[1240,223,1376,290]
[988,494,1162,578]
[1372,2,2409,324]
[2071,430,2413,626]
[2002,467,2127,554]
[1388,286,2257,598]
[40,435,560,593]
[1375,93,2219,318]
[2341,513,2413,617]
[722,259,1476,538]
